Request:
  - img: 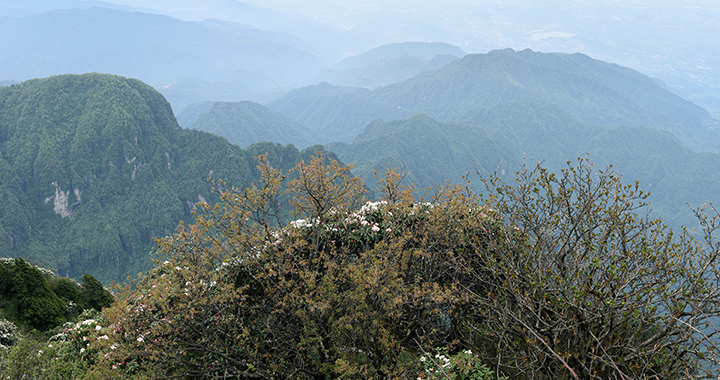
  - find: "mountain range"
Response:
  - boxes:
[269,48,719,152]
[1,4,719,284]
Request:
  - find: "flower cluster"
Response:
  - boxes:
[417,348,500,380]
[44,309,113,364]
[0,319,20,349]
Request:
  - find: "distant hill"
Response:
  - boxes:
[176,101,216,129]
[0,7,325,111]
[317,54,460,89]
[159,71,282,115]
[0,73,328,283]
[190,101,320,148]
[266,83,400,142]
[269,48,719,152]
[327,114,517,190]
[333,42,466,70]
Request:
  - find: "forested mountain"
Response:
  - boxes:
[189,101,320,148]
[327,114,518,190]
[0,74,326,283]
[269,48,719,152]
[266,83,398,142]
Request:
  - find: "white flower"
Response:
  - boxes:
[80,348,85,354]
[137,337,144,342]
[420,356,426,362]
[95,325,102,331]
[371,225,380,232]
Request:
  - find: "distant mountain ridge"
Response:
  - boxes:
[329,106,720,228]
[333,42,466,70]
[269,48,719,152]
[0,7,326,111]
[189,101,320,148]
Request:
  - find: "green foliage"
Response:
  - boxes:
[0,258,114,334]
[92,156,720,379]
[6,258,66,330]
[80,273,114,311]
[50,277,80,303]
[0,318,20,348]
[0,311,117,380]
[418,348,501,380]
[0,73,326,283]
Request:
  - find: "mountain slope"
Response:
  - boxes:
[268,49,719,152]
[333,42,466,71]
[330,109,719,228]
[327,114,517,190]
[316,54,460,89]
[190,101,320,148]
[266,83,402,142]
[0,73,323,283]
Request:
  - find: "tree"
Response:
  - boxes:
[98,155,720,379]
[6,258,66,330]
[466,157,720,379]
[80,273,114,311]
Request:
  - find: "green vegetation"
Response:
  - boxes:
[0,258,113,330]
[328,114,518,190]
[0,73,331,283]
[326,104,720,229]
[3,154,716,378]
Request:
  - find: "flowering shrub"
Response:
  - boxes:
[94,154,720,379]
[98,153,507,379]
[0,319,19,349]
[0,310,114,380]
[418,348,500,380]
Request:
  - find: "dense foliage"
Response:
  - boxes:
[0,73,331,283]
[30,154,713,379]
[0,258,113,331]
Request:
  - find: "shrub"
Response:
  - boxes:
[97,155,720,379]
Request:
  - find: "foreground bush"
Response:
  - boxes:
[96,154,720,379]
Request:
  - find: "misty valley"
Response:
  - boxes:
[1,1,720,379]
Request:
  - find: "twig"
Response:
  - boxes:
[508,312,580,379]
